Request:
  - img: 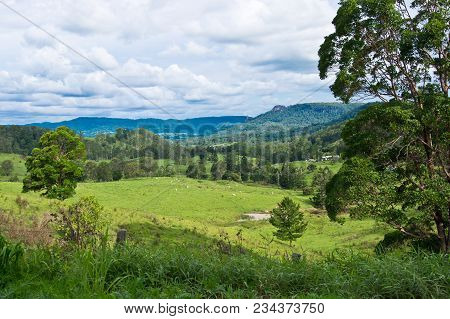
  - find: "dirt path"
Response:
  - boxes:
[239,212,271,221]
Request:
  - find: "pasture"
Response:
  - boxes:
[0,175,386,256]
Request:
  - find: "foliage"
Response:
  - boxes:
[311,167,333,209]
[22,127,86,200]
[319,0,450,252]
[278,163,306,189]
[269,197,308,246]
[0,160,14,176]
[84,128,187,161]
[186,162,200,179]
[95,161,113,182]
[1,243,448,298]
[0,125,47,155]
[0,234,24,287]
[51,196,107,249]
[222,171,242,182]
[210,160,226,180]
[225,103,367,138]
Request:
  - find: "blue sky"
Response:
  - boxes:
[0,0,339,124]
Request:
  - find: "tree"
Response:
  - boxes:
[186,162,199,179]
[269,197,308,246]
[198,160,208,179]
[311,167,333,209]
[279,163,306,189]
[110,158,124,181]
[123,161,141,179]
[319,0,449,252]
[23,127,86,200]
[211,160,226,180]
[139,156,157,176]
[83,161,97,181]
[222,171,242,182]
[225,150,236,172]
[240,155,251,181]
[95,161,113,182]
[0,160,14,176]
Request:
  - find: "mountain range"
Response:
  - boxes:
[25,103,368,138]
[27,116,249,138]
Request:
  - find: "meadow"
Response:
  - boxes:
[0,175,386,256]
[3,154,447,299]
[0,153,26,181]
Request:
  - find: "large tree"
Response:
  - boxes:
[23,127,86,200]
[319,0,449,252]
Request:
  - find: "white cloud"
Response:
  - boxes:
[0,0,339,124]
[87,47,119,70]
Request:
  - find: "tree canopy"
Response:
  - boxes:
[269,197,308,246]
[23,127,86,200]
[319,0,449,252]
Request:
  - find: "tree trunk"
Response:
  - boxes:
[434,211,448,253]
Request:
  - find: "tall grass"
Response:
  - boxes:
[1,238,448,299]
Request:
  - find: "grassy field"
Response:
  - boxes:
[1,156,447,299]
[0,175,386,256]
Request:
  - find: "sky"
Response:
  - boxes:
[0,0,340,124]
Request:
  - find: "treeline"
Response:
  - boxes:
[82,157,177,182]
[190,122,345,164]
[0,126,48,155]
[185,153,333,206]
[84,128,186,161]
[0,121,344,164]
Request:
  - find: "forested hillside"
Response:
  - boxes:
[224,103,368,136]
[28,116,249,138]
[0,126,48,155]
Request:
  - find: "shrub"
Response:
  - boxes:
[222,171,242,182]
[51,196,108,249]
[0,160,14,176]
[0,212,53,247]
[15,196,29,212]
[8,175,19,182]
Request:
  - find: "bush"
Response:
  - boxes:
[0,160,14,176]
[8,175,19,182]
[222,171,242,182]
[302,186,314,196]
[51,196,108,249]
[375,231,441,255]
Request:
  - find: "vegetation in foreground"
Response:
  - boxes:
[1,234,448,299]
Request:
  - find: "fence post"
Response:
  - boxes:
[116,229,127,245]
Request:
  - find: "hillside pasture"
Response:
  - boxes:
[0,176,386,256]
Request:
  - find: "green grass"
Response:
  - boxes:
[0,153,26,181]
[0,159,447,299]
[1,239,448,298]
[0,175,386,256]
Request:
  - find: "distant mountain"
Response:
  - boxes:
[24,103,369,140]
[27,116,249,138]
[224,102,368,136]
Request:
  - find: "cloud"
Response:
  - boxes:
[87,47,119,70]
[0,0,339,124]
